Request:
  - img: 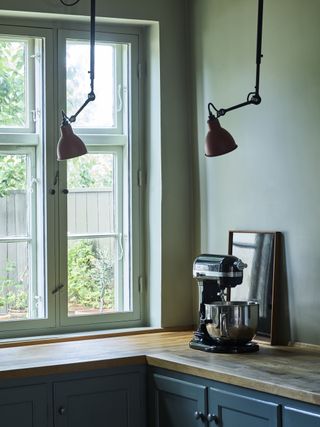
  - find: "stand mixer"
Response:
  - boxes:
[190,254,259,353]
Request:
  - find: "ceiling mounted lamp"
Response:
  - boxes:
[205,0,264,157]
[57,0,96,161]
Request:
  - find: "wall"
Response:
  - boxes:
[0,0,194,329]
[191,0,320,344]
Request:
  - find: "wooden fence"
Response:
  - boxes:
[0,189,114,314]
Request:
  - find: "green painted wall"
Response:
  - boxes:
[191,0,320,344]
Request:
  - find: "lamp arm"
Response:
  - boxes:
[213,93,261,118]
[60,0,96,124]
[68,92,96,123]
[255,0,264,96]
[89,0,95,93]
[208,0,264,120]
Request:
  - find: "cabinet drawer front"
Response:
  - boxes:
[209,387,281,427]
[54,372,143,427]
[283,406,320,427]
[0,384,47,427]
[151,374,207,427]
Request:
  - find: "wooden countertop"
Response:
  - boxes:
[0,331,319,406]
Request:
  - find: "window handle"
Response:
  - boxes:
[52,284,64,295]
[117,84,123,112]
[50,170,59,195]
[29,177,39,193]
[118,233,124,261]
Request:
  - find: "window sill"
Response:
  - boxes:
[0,325,192,349]
[0,326,161,349]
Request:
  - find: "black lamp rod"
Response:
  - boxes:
[255,0,264,95]
[67,0,96,123]
[209,0,264,119]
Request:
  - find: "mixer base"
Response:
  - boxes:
[189,339,259,353]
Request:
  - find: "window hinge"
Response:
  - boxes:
[30,53,41,61]
[31,109,41,123]
[138,169,143,187]
[138,276,144,293]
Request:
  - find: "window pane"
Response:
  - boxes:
[66,40,115,128]
[67,153,122,317]
[67,238,116,316]
[0,154,28,238]
[0,38,27,128]
[0,242,29,321]
[67,154,115,235]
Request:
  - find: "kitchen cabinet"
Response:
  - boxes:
[54,371,144,427]
[148,368,319,427]
[149,373,207,427]
[208,387,280,426]
[0,384,48,427]
[283,406,320,427]
[0,366,145,427]
[149,371,280,426]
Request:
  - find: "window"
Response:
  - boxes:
[0,23,142,338]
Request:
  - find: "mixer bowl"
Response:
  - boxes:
[205,301,259,344]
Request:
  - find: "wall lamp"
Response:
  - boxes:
[57,0,96,161]
[205,0,264,157]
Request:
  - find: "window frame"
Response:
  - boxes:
[0,20,143,338]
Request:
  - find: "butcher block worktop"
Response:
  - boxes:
[0,331,319,405]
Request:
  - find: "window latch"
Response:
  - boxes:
[50,171,59,195]
[52,284,64,295]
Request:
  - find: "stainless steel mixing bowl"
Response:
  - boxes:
[205,301,259,344]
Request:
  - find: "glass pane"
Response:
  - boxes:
[67,238,117,316]
[0,242,30,321]
[0,38,27,128]
[0,154,28,237]
[67,154,115,234]
[66,40,115,128]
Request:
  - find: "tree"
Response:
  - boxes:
[67,240,114,312]
[0,40,25,127]
[0,155,26,198]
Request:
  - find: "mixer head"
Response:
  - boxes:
[193,254,247,289]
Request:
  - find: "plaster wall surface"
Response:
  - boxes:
[191,0,320,344]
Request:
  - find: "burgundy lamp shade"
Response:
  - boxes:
[57,122,88,161]
[205,116,238,157]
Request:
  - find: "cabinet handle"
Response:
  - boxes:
[194,410,204,420]
[62,189,69,194]
[207,413,218,424]
[58,406,66,415]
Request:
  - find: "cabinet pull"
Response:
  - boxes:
[194,410,204,420]
[207,413,218,423]
[58,406,66,415]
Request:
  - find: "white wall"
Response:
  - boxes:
[191,0,320,344]
[0,0,194,329]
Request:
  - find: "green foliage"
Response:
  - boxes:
[68,155,113,189]
[0,155,26,197]
[0,40,26,127]
[68,240,114,311]
[0,261,28,311]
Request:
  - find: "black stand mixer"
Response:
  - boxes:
[190,254,259,353]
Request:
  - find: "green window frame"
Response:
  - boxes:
[0,20,143,338]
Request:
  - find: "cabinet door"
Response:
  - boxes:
[54,372,144,427]
[209,387,281,427]
[0,384,47,427]
[150,373,207,427]
[283,406,320,427]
